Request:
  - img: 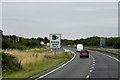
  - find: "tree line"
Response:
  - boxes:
[62,36,120,49]
[1,33,120,49]
[2,35,49,50]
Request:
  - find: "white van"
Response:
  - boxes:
[76,44,83,52]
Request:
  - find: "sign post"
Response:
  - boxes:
[49,34,61,58]
[99,37,105,48]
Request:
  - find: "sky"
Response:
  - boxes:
[1,0,120,2]
[1,1,119,39]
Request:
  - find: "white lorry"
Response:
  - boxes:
[76,44,83,52]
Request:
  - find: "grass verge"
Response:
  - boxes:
[25,47,50,53]
[85,47,120,59]
[2,49,73,79]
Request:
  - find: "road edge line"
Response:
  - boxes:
[35,49,76,80]
[97,51,120,62]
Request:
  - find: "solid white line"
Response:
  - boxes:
[35,49,76,80]
[86,75,89,78]
[98,51,120,62]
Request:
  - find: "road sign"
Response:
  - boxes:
[99,37,105,48]
[49,34,61,48]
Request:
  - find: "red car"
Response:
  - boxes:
[79,50,89,58]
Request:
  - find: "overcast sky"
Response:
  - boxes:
[1,2,118,39]
[1,0,120,2]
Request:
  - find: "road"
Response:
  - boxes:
[34,48,119,79]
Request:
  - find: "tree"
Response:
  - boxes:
[43,37,49,44]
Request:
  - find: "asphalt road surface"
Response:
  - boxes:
[35,48,119,79]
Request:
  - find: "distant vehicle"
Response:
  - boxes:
[79,50,89,58]
[76,44,83,52]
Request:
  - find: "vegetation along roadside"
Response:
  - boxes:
[2,48,73,79]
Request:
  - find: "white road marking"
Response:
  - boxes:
[86,75,89,78]
[90,70,92,72]
[63,48,70,52]
[98,51,120,62]
[86,54,95,78]
[35,49,76,80]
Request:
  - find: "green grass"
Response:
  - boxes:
[26,47,50,53]
[3,58,66,78]
[2,52,73,79]
[85,46,119,59]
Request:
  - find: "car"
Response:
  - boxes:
[76,44,83,52]
[79,50,89,58]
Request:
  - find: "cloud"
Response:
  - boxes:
[2,2,118,38]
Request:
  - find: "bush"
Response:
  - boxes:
[13,44,27,50]
[2,52,22,74]
[114,40,120,49]
[2,40,13,49]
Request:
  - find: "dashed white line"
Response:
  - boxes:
[90,70,93,73]
[86,75,89,78]
[86,54,95,78]
[35,49,96,79]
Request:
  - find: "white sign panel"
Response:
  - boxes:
[49,34,61,48]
